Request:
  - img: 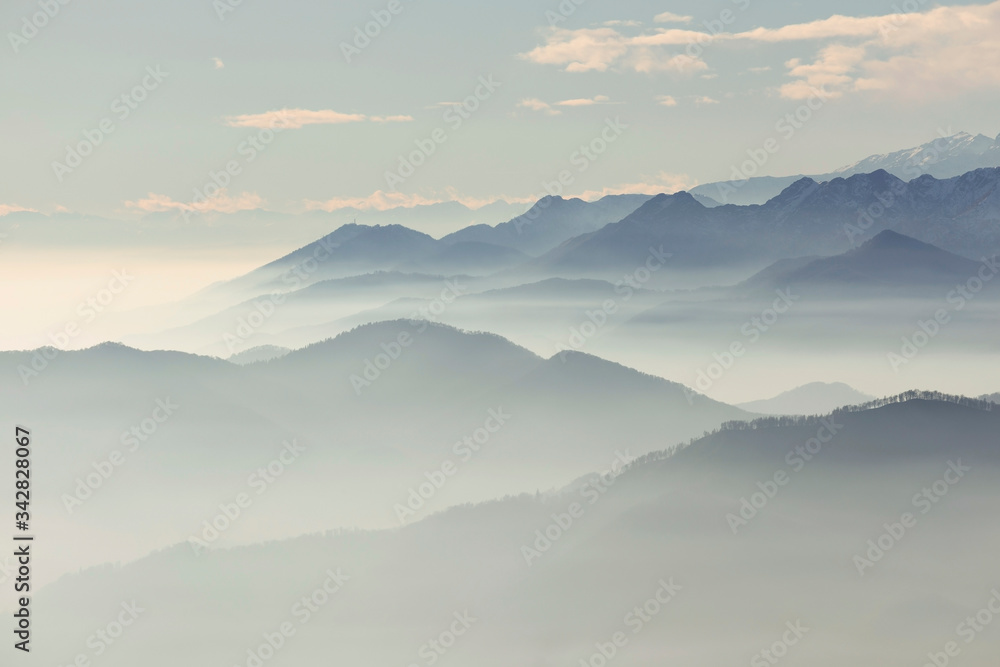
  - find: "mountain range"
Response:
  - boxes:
[441,194,656,255]
[736,382,873,415]
[25,395,1000,667]
[738,230,991,296]
[123,224,999,361]
[691,131,1000,205]
[2,322,748,577]
[526,168,1000,281]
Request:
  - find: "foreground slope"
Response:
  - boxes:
[29,395,1000,667]
[0,323,746,577]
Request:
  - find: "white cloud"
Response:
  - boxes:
[518,95,613,115]
[655,95,678,107]
[576,171,698,199]
[212,57,225,69]
[604,20,641,27]
[654,12,693,24]
[304,174,704,215]
[517,98,561,115]
[223,109,412,129]
[523,2,1000,101]
[779,44,866,99]
[694,96,719,105]
[556,94,611,106]
[304,189,531,212]
[839,2,1000,100]
[370,115,415,123]
[728,2,1000,100]
[0,204,34,216]
[521,27,707,74]
[124,191,264,214]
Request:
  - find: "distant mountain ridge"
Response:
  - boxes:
[202,196,655,299]
[1,321,750,575]
[204,223,524,299]
[691,131,1000,205]
[740,230,989,293]
[528,168,1000,277]
[831,131,1000,180]
[737,382,873,415]
[440,194,653,255]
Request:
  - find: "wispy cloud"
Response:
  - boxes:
[654,12,693,24]
[212,57,225,69]
[224,108,412,129]
[521,27,708,74]
[517,95,613,115]
[523,2,1000,101]
[775,2,1000,100]
[0,204,35,216]
[694,95,720,105]
[124,191,264,214]
[370,115,415,123]
[655,95,678,107]
[517,98,561,115]
[556,94,612,107]
[304,189,527,212]
[304,173,703,215]
[576,171,698,199]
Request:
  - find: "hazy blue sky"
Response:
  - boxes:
[2,0,999,219]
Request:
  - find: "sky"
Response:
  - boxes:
[1,0,999,221]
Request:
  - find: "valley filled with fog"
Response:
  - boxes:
[4,100,1000,665]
